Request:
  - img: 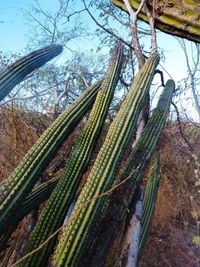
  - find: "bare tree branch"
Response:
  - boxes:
[123,0,146,68]
[144,3,157,54]
[82,0,135,51]
[177,39,200,120]
[171,101,194,152]
[154,69,165,87]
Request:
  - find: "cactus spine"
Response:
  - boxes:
[122,79,175,181]
[80,79,175,266]
[0,44,63,101]
[0,176,60,232]
[0,79,103,232]
[20,45,124,267]
[53,53,159,267]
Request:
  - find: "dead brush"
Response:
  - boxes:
[154,122,200,230]
[0,106,51,181]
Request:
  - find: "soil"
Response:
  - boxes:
[139,221,200,267]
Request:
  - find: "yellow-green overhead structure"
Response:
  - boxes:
[111,0,200,43]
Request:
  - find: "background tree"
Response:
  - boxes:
[177,39,200,122]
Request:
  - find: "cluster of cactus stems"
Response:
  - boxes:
[138,154,160,258]
[0,78,103,232]
[20,44,124,267]
[111,0,200,43]
[80,79,175,267]
[0,42,177,267]
[0,44,63,101]
[52,53,159,267]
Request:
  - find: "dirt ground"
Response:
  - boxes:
[139,219,200,267]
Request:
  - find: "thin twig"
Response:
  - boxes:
[82,0,134,51]
[171,101,194,152]
[159,62,174,80]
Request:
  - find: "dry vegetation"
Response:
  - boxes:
[140,123,200,267]
[0,107,200,267]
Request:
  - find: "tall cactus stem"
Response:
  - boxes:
[0,78,103,232]
[80,79,175,267]
[0,44,63,101]
[53,53,159,267]
[138,153,160,260]
[20,44,124,267]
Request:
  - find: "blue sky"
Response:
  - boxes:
[0,0,186,84]
[0,0,198,119]
[0,0,189,81]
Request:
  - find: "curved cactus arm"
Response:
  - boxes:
[78,79,175,266]
[0,44,63,101]
[20,44,124,267]
[53,54,159,267]
[138,154,160,258]
[0,79,103,232]
[111,0,200,43]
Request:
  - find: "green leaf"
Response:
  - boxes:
[193,236,200,246]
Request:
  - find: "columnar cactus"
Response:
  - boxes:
[20,44,124,267]
[0,79,103,232]
[0,44,63,101]
[122,79,175,181]
[1,176,60,231]
[80,79,175,267]
[138,154,160,257]
[53,53,159,267]
[111,0,200,43]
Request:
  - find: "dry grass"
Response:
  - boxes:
[0,106,50,181]
[0,107,200,267]
[139,122,200,267]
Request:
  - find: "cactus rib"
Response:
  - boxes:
[1,176,60,232]
[20,44,124,267]
[53,53,159,267]
[122,79,175,181]
[138,154,160,257]
[0,44,63,101]
[80,79,175,266]
[0,79,103,232]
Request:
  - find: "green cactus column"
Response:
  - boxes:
[53,53,159,267]
[122,79,175,181]
[81,79,175,267]
[0,78,103,232]
[20,44,124,267]
[138,154,160,258]
[0,44,63,101]
[0,176,60,231]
